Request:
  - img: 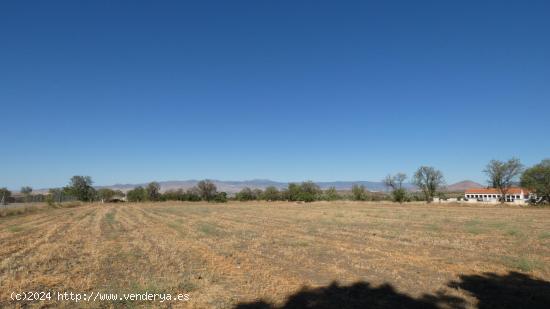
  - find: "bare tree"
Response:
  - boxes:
[383,173,407,190]
[384,173,408,203]
[146,182,161,201]
[484,158,523,203]
[412,166,445,203]
[197,180,217,201]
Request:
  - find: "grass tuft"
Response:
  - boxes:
[538,231,550,239]
[502,256,543,272]
[465,219,484,234]
[8,225,24,233]
[505,228,523,237]
[198,222,224,237]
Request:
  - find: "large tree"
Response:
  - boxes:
[262,186,280,201]
[299,181,321,202]
[484,158,523,203]
[412,166,445,203]
[127,186,147,202]
[146,182,161,201]
[286,183,301,201]
[67,176,96,202]
[236,187,255,201]
[97,188,116,203]
[384,173,408,203]
[521,159,550,204]
[197,180,217,201]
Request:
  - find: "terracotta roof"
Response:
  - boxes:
[465,187,529,195]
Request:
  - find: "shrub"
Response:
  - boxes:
[352,184,368,201]
[236,187,256,201]
[213,192,228,203]
[391,188,408,203]
[186,187,202,201]
[323,187,340,201]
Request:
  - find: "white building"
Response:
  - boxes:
[464,187,531,204]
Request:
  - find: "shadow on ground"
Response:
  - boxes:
[234,272,550,309]
[449,271,550,309]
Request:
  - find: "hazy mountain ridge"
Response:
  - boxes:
[445,180,484,191]
[93,179,484,193]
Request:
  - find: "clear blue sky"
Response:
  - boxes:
[1,1,549,190]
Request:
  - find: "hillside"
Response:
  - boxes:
[445,180,484,192]
[94,179,481,194]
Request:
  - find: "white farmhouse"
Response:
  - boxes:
[464,187,531,204]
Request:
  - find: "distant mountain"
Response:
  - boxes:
[445,180,484,192]
[96,179,410,193]
[33,179,482,194]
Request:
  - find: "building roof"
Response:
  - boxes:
[465,187,529,195]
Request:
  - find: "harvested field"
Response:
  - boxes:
[1,201,549,308]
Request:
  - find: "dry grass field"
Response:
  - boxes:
[1,201,549,308]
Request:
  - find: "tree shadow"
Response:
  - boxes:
[449,271,550,309]
[234,272,550,309]
[234,281,463,309]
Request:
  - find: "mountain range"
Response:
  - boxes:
[95,179,484,193]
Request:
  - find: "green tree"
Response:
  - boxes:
[67,176,96,202]
[384,173,408,203]
[484,158,523,203]
[521,159,550,204]
[412,166,445,203]
[162,189,186,201]
[213,192,228,203]
[351,184,368,201]
[127,186,147,202]
[146,182,161,201]
[97,188,116,203]
[299,181,321,202]
[0,188,11,205]
[21,186,33,202]
[236,187,255,201]
[262,186,280,201]
[197,180,217,201]
[286,183,301,201]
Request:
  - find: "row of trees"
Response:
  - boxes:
[485,158,550,204]
[127,180,228,203]
[234,180,427,203]
[3,158,548,205]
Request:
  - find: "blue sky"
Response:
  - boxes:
[1,1,549,190]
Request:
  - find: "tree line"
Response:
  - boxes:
[2,158,548,206]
